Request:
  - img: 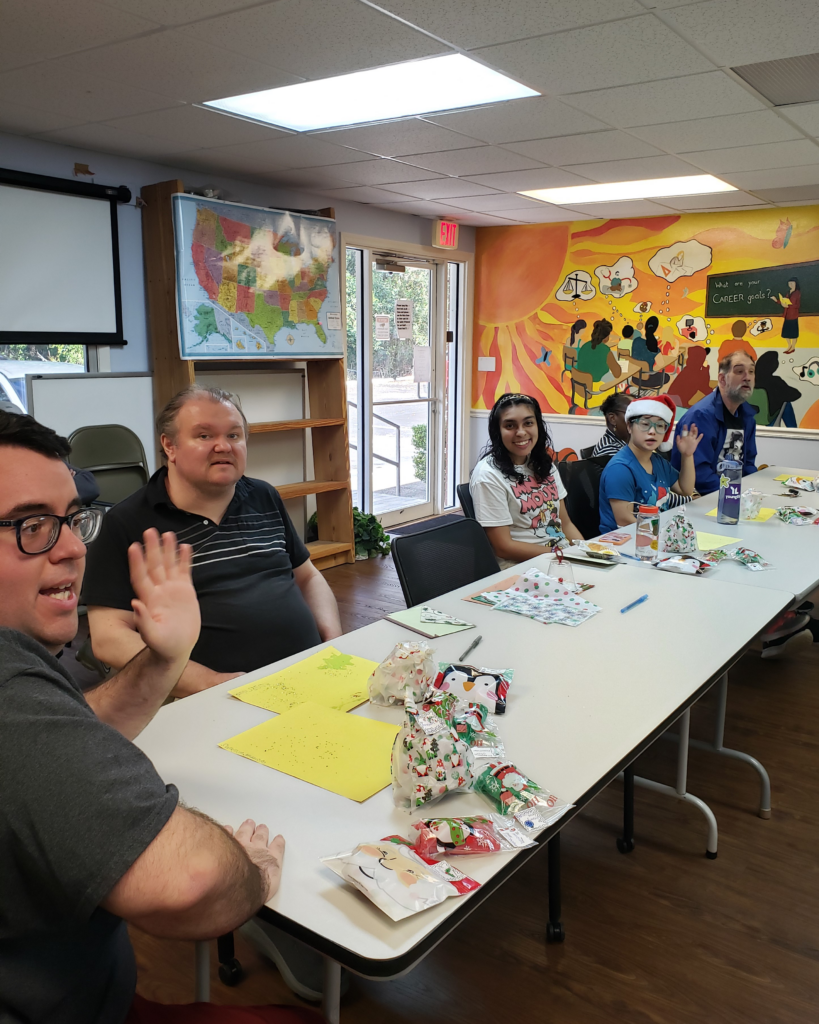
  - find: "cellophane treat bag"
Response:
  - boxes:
[368,641,436,706]
[661,511,697,554]
[410,815,535,857]
[391,693,475,809]
[473,761,572,829]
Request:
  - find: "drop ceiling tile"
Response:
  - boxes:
[428,97,608,144]
[463,167,594,191]
[104,105,289,147]
[401,146,544,175]
[683,139,819,174]
[562,154,700,182]
[0,64,180,121]
[774,198,819,207]
[632,110,802,152]
[183,0,447,80]
[503,205,593,223]
[0,45,44,72]
[441,193,548,212]
[370,0,644,50]
[376,200,451,217]
[504,131,662,165]
[317,119,479,158]
[377,178,500,200]
[178,136,369,176]
[298,159,440,186]
[474,15,714,95]
[314,185,412,204]
[52,29,299,104]
[664,0,819,66]
[564,71,765,128]
[721,164,819,190]
[34,121,200,158]
[655,190,767,210]
[755,184,819,203]
[1,0,158,59]
[102,0,274,26]
[0,101,86,136]
[453,212,522,226]
[240,166,362,190]
[563,199,680,218]
[778,101,819,136]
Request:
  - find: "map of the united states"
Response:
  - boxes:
[172,195,344,360]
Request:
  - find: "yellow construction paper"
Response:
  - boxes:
[229,647,378,714]
[706,507,777,522]
[696,531,741,550]
[219,702,399,802]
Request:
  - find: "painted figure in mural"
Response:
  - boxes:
[576,319,622,383]
[470,393,583,567]
[631,316,659,370]
[751,350,801,427]
[598,396,701,534]
[672,347,712,409]
[619,324,635,354]
[569,319,587,347]
[591,394,632,459]
[772,217,793,249]
[771,277,801,355]
[671,350,757,494]
[717,320,756,365]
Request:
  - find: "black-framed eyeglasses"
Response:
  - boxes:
[0,507,103,555]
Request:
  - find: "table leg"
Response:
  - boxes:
[662,673,772,819]
[617,763,635,853]
[546,833,564,944]
[322,957,342,1024]
[630,709,719,859]
[194,939,210,1002]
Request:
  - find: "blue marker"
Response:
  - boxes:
[621,594,649,614]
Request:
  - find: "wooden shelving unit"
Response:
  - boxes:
[140,179,355,570]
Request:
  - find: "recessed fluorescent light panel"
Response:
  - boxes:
[520,175,737,205]
[204,54,539,132]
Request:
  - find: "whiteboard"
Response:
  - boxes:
[27,372,156,474]
[0,184,117,333]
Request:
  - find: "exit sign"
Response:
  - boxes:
[432,218,459,249]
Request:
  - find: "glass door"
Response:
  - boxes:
[345,246,463,527]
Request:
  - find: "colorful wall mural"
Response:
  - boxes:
[472,206,819,429]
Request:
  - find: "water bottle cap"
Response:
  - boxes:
[638,505,659,513]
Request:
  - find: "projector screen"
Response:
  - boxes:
[0,178,123,342]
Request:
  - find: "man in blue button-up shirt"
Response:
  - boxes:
[671,350,757,495]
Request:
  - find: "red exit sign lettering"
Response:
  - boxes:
[432,218,459,249]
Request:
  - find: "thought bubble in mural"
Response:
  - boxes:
[633,300,652,314]
[676,315,707,342]
[594,257,637,297]
[556,270,596,301]
[794,358,819,385]
[750,318,773,337]
[648,239,712,283]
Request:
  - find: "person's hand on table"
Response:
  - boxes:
[675,423,703,458]
[128,529,200,664]
[226,819,285,902]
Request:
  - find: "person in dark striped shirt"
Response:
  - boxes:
[591,393,631,459]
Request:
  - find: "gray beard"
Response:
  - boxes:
[725,384,751,405]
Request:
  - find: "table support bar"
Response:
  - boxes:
[322,958,341,1024]
[194,939,210,1002]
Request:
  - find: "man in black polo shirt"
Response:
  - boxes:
[85,385,342,696]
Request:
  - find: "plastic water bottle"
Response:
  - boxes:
[717,459,742,525]
[635,504,660,560]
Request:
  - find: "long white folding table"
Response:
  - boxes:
[135,556,788,1022]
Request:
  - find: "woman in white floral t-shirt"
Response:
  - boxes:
[470,393,583,567]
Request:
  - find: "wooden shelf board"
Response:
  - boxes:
[307,540,353,560]
[249,417,344,434]
[277,480,349,500]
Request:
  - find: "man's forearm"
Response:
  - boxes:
[300,572,342,639]
[84,646,189,740]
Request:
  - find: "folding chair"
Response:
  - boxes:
[456,482,476,520]
[557,459,604,541]
[68,424,149,505]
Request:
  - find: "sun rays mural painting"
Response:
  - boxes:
[472,206,819,429]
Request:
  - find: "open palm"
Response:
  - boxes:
[128,529,201,663]
[675,423,703,458]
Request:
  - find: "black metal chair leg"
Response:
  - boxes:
[217,932,243,986]
[546,833,565,943]
[617,764,636,853]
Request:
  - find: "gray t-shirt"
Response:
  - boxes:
[0,628,178,1023]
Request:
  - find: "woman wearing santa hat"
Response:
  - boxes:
[598,394,702,534]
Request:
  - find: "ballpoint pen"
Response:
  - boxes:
[459,635,483,662]
[621,594,649,614]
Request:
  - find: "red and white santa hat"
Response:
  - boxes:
[624,394,677,451]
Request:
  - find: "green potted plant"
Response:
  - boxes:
[306,508,391,559]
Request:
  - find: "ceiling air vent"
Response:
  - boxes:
[732,51,819,106]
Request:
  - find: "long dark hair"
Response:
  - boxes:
[480,393,554,483]
[789,276,800,293]
[590,318,612,349]
[644,315,659,353]
[570,319,587,346]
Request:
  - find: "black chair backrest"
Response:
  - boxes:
[456,482,476,520]
[557,459,604,540]
[579,444,595,460]
[391,518,500,607]
[68,424,149,505]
